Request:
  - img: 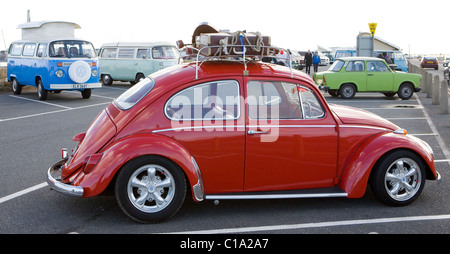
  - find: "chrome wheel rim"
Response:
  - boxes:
[384,158,422,201]
[127,164,175,213]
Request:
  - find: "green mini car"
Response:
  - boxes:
[313,57,421,99]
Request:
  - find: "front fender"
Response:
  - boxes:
[339,132,436,198]
[72,133,203,201]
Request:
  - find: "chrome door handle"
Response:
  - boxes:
[247,130,269,135]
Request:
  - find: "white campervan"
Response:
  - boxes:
[98,42,179,85]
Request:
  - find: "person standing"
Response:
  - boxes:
[313,51,320,72]
[304,50,312,74]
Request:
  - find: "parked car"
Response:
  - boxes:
[47,51,439,223]
[98,42,179,85]
[318,51,330,66]
[420,56,439,70]
[313,57,421,99]
[7,21,100,100]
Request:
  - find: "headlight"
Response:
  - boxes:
[91,69,99,77]
[56,70,64,78]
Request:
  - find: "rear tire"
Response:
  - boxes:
[339,84,356,99]
[115,156,187,223]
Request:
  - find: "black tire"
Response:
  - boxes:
[12,78,22,95]
[115,156,187,223]
[397,83,414,100]
[370,150,426,206]
[328,90,339,97]
[339,83,356,99]
[101,74,113,86]
[37,79,48,101]
[135,73,146,84]
[81,89,91,99]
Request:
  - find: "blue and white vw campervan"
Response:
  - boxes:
[7,21,101,100]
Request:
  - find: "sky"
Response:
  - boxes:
[1,0,449,55]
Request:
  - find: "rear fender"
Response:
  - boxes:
[73,133,203,201]
[338,132,435,198]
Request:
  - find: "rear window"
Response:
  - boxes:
[114,77,155,110]
[329,60,345,72]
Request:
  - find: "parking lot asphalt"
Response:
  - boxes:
[0,64,449,234]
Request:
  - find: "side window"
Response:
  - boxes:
[22,44,36,56]
[165,80,240,121]
[101,48,117,58]
[247,81,324,120]
[137,49,148,59]
[247,81,302,119]
[9,44,24,56]
[118,48,135,59]
[367,61,389,72]
[345,61,365,72]
[37,44,47,57]
[298,86,325,119]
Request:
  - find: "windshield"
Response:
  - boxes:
[152,46,179,59]
[329,60,345,71]
[114,77,155,110]
[49,40,97,58]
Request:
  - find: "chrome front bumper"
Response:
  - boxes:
[46,159,84,197]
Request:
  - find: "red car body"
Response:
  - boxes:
[47,59,440,223]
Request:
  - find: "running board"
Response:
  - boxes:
[205,187,348,200]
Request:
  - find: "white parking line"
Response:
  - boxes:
[0,102,110,122]
[168,214,450,234]
[9,95,73,109]
[0,182,47,204]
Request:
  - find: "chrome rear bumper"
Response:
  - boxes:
[46,159,84,197]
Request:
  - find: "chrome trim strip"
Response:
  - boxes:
[205,192,348,200]
[339,125,390,131]
[152,124,336,133]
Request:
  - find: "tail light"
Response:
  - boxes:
[82,153,103,174]
[323,75,327,85]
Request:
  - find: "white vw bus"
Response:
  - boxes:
[98,42,179,85]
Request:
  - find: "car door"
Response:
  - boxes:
[366,60,394,91]
[163,78,246,194]
[343,60,367,91]
[244,78,338,192]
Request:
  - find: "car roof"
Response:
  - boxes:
[149,60,314,92]
[337,56,385,62]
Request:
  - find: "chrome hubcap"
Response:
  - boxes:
[384,158,421,201]
[127,164,175,213]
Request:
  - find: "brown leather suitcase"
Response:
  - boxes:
[195,32,271,57]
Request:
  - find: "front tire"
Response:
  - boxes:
[397,83,414,100]
[37,79,48,101]
[370,150,425,206]
[12,78,22,95]
[115,156,187,223]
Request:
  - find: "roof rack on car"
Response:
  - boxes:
[180,44,294,80]
[177,26,294,79]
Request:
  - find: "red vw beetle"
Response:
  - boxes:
[47,45,440,223]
